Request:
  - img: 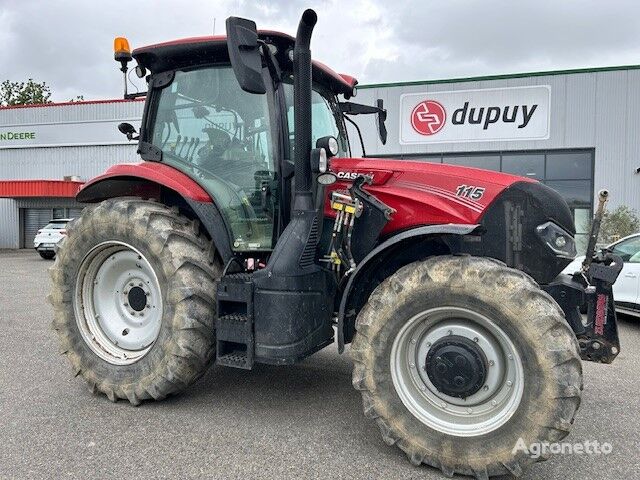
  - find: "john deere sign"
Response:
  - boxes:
[0,131,36,141]
[0,120,139,149]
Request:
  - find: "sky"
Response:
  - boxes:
[1,0,640,102]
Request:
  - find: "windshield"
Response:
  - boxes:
[150,66,277,251]
[283,84,348,159]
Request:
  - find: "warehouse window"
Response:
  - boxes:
[546,152,592,180]
[502,154,545,179]
[446,155,501,171]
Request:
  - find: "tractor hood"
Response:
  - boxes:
[327,157,540,229]
[327,157,576,284]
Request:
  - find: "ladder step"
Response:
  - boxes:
[217,350,252,369]
[216,273,254,370]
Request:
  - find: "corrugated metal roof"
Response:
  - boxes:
[359,64,640,89]
[0,180,84,198]
[0,98,144,111]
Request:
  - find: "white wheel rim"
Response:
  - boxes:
[390,307,524,437]
[74,241,163,365]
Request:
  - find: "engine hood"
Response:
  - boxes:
[327,157,536,232]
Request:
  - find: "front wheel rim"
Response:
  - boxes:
[390,306,524,437]
[74,241,163,366]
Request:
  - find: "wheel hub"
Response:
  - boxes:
[127,286,148,312]
[425,335,487,398]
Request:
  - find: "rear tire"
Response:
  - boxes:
[351,256,582,478]
[39,250,55,260]
[49,198,221,405]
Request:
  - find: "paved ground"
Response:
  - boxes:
[0,249,639,479]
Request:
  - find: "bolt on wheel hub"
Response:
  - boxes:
[127,286,148,312]
[425,335,487,398]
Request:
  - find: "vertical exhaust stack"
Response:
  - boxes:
[292,9,317,212]
[257,9,322,275]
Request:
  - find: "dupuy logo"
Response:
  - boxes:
[410,100,446,136]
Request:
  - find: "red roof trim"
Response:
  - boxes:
[133,32,357,95]
[0,180,84,198]
[0,98,145,111]
[132,35,227,54]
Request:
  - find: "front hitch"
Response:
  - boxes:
[579,252,623,362]
[544,189,623,364]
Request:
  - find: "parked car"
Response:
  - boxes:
[33,219,72,259]
[563,233,640,317]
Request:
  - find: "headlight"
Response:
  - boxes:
[535,221,577,258]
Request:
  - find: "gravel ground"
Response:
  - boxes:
[0,249,639,479]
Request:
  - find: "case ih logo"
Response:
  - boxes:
[410,100,446,136]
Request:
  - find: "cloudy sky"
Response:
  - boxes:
[1,0,639,102]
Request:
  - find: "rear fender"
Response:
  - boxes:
[77,163,233,262]
[337,224,481,352]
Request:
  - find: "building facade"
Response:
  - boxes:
[1,65,639,251]
[0,99,142,248]
[349,65,640,251]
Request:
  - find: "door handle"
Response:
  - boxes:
[624,272,637,278]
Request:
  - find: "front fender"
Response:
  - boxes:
[337,223,481,353]
[77,162,234,262]
[77,162,211,203]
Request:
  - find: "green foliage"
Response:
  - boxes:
[0,79,52,106]
[68,95,85,103]
[599,205,640,243]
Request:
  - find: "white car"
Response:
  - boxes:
[33,219,72,260]
[563,233,640,317]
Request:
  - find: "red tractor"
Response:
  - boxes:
[50,9,623,478]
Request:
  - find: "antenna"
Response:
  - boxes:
[213,18,216,35]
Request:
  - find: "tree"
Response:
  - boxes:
[599,205,640,243]
[0,79,52,106]
[68,95,85,103]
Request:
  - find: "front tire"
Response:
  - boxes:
[351,256,583,478]
[39,250,55,260]
[49,198,220,405]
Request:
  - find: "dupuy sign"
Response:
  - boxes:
[400,85,550,144]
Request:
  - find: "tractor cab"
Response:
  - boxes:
[129,31,355,253]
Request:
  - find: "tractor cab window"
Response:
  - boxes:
[150,66,277,251]
[283,84,348,160]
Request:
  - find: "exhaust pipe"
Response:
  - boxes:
[292,9,317,211]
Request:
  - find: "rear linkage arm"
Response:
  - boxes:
[543,190,623,364]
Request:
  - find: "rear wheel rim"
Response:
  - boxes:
[390,306,524,437]
[74,241,163,366]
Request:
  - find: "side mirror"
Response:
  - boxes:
[376,99,387,145]
[225,16,266,94]
[118,122,138,141]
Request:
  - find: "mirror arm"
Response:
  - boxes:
[339,101,384,116]
[343,114,366,157]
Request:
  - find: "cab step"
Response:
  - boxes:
[216,273,254,370]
